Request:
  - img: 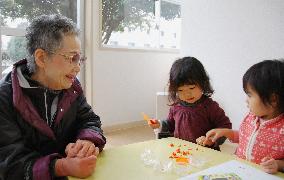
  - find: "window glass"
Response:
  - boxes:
[1,35,27,76]
[160,0,181,49]
[1,35,27,65]
[0,0,79,78]
[101,0,181,50]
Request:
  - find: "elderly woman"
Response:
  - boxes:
[0,15,106,179]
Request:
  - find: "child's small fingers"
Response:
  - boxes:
[149,119,159,124]
[204,136,211,142]
[205,130,215,137]
[205,132,217,141]
[196,136,205,145]
[262,166,277,174]
[261,156,271,163]
[149,119,157,124]
[261,166,271,173]
[208,134,219,143]
[148,121,160,129]
[260,161,269,167]
[203,138,212,146]
[148,122,154,127]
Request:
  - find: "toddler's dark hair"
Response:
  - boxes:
[168,57,214,104]
[243,59,284,112]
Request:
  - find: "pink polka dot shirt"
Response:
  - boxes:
[231,113,284,164]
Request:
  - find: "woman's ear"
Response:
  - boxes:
[34,49,47,68]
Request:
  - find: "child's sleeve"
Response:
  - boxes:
[160,107,175,133]
[209,101,232,129]
[208,100,232,146]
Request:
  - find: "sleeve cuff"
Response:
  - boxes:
[32,153,60,180]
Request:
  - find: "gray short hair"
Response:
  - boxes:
[25,14,80,73]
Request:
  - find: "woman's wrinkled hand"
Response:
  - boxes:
[65,139,99,158]
[55,155,97,178]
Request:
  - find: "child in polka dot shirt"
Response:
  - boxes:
[202,59,284,174]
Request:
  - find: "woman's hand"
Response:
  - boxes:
[55,155,97,178]
[65,139,99,158]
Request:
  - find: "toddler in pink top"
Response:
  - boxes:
[203,59,284,174]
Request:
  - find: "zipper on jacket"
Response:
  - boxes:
[44,89,59,127]
[50,96,59,127]
[245,118,260,161]
[44,89,49,125]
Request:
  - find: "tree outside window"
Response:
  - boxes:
[101,0,181,50]
[0,0,78,78]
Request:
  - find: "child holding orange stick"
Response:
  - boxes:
[148,57,232,150]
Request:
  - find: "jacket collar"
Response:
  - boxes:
[11,59,83,139]
[249,112,284,127]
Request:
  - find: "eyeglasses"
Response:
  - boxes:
[50,52,87,66]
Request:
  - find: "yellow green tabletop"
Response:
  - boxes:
[69,137,284,180]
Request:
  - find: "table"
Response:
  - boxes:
[69,137,284,180]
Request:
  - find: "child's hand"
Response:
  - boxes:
[196,136,206,146]
[205,128,230,143]
[196,136,214,146]
[148,119,160,129]
[260,157,279,174]
[66,139,99,158]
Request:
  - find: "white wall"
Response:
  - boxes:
[181,0,284,128]
[85,1,179,128]
[85,0,284,129]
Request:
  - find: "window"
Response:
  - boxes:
[0,0,84,79]
[101,0,181,51]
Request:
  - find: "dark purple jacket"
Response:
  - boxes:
[0,60,106,180]
[162,96,232,146]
